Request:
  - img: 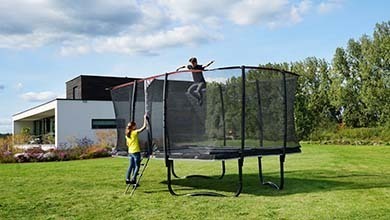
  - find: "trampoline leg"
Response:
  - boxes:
[167,160,178,196]
[258,155,285,190]
[235,158,243,197]
[218,160,226,179]
[258,156,264,183]
[279,155,285,190]
[171,160,181,178]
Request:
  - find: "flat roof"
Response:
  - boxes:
[12,98,112,117]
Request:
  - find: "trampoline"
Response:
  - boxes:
[111,66,301,196]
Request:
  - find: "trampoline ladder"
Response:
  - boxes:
[124,156,151,196]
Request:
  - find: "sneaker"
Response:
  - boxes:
[126,179,135,184]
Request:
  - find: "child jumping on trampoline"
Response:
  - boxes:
[125,114,147,185]
[176,57,214,104]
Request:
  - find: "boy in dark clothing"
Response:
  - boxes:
[176,57,214,104]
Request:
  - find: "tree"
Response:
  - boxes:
[330,21,390,127]
[290,57,336,139]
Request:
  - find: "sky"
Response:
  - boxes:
[0,0,389,133]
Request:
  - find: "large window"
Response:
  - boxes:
[34,116,55,135]
[91,119,117,129]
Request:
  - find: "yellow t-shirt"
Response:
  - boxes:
[126,130,141,153]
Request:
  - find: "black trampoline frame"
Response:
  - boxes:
[111,65,301,197]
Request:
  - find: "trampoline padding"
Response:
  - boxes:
[153,145,301,160]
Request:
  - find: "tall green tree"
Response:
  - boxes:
[368,21,390,125]
[291,57,335,139]
[331,21,390,127]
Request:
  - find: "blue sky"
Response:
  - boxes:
[0,0,389,133]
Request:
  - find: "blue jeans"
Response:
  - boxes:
[126,152,141,182]
[187,82,206,98]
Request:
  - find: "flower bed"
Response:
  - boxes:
[1,146,111,163]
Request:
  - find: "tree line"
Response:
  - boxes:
[271,21,390,140]
[205,21,389,142]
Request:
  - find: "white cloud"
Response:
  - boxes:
[60,45,91,56]
[318,0,343,14]
[63,25,222,56]
[0,31,62,49]
[20,91,57,102]
[0,0,333,54]
[157,0,232,25]
[159,0,312,27]
[0,0,142,48]
[229,0,287,25]
[289,0,312,24]
[229,0,313,28]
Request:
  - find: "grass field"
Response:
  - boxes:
[1,144,389,219]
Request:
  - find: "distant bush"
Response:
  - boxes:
[305,126,390,145]
[0,150,16,163]
[95,130,116,149]
[80,146,110,159]
[0,136,18,163]
[0,135,114,163]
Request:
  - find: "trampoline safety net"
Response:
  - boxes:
[110,66,300,159]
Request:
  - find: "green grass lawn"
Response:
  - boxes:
[1,144,389,219]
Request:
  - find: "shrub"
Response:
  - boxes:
[25,147,45,162]
[1,136,18,163]
[75,137,94,148]
[13,132,31,145]
[80,146,110,159]
[42,151,58,161]
[1,151,16,163]
[2,146,111,163]
[305,126,390,145]
[1,134,112,163]
[95,130,116,148]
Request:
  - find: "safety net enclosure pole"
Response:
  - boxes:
[110,82,134,152]
[243,66,300,189]
[162,68,244,196]
[164,68,245,160]
[110,75,165,155]
[243,66,300,152]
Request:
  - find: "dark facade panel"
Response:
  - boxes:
[66,77,82,99]
[66,75,137,100]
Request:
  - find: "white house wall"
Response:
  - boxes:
[56,100,115,147]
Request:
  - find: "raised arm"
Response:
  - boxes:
[135,114,148,133]
[176,65,186,71]
[203,60,215,69]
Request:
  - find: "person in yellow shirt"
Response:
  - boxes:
[125,114,147,185]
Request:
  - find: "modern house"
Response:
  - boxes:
[12,75,137,149]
